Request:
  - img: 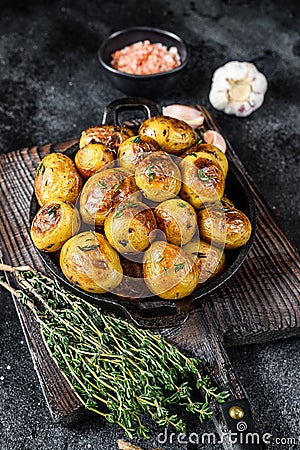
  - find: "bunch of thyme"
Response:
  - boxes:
[0,264,229,439]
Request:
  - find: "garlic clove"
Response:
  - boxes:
[208,89,228,111]
[224,100,253,117]
[162,104,204,128]
[251,72,268,94]
[204,130,227,153]
[209,61,268,117]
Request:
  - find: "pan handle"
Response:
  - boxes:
[211,341,265,450]
[124,298,191,329]
[169,310,265,450]
[102,97,160,125]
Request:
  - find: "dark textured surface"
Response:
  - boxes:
[0,1,299,449]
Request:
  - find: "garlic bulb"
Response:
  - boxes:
[162,104,204,128]
[209,61,268,117]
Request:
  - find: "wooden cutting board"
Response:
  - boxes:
[0,105,299,449]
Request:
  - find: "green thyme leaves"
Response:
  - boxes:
[198,168,211,182]
[174,262,185,272]
[77,244,100,252]
[97,180,107,189]
[113,203,137,219]
[131,136,142,144]
[113,182,121,192]
[114,205,126,219]
[47,204,60,216]
[145,165,154,183]
[35,162,45,177]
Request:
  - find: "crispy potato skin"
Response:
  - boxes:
[139,115,198,155]
[135,151,181,202]
[179,153,225,209]
[60,231,123,294]
[79,125,134,153]
[34,153,82,207]
[154,199,197,245]
[143,241,200,299]
[181,143,228,177]
[104,201,157,254]
[30,200,81,252]
[198,205,252,249]
[117,135,161,172]
[75,143,114,179]
[184,239,225,284]
[80,168,141,226]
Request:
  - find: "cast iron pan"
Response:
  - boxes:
[29,97,256,329]
[29,97,263,449]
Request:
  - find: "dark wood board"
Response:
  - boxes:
[0,107,299,449]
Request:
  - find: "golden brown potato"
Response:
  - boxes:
[221,196,235,209]
[34,153,82,207]
[30,199,81,252]
[113,257,152,300]
[135,151,181,202]
[179,152,225,209]
[184,239,225,284]
[117,135,161,172]
[104,201,157,254]
[80,168,141,226]
[154,199,197,245]
[79,125,134,153]
[143,241,200,299]
[181,144,228,177]
[75,142,114,179]
[60,231,123,293]
[198,204,252,249]
[139,115,198,155]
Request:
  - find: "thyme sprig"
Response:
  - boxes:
[0,264,229,439]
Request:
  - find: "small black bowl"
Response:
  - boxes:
[98,27,189,97]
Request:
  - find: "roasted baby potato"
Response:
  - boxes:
[221,196,235,209]
[135,151,181,202]
[30,199,81,252]
[80,168,141,226]
[34,153,82,207]
[198,204,252,249]
[143,241,200,299]
[79,125,134,153]
[75,142,114,179]
[179,152,225,209]
[139,115,198,155]
[104,201,157,254]
[154,199,197,245]
[182,143,228,177]
[184,239,225,284]
[60,231,123,294]
[117,135,161,172]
